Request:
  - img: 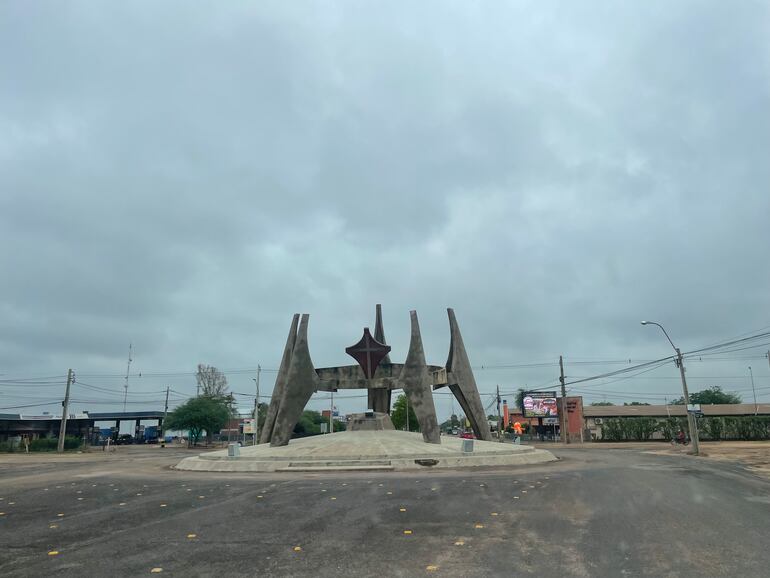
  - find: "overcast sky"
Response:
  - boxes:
[2,1,769,423]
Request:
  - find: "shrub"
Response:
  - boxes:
[28,436,81,451]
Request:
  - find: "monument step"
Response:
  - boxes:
[280,459,394,471]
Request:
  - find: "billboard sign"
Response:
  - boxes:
[242,419,255,434]
[521,391,559,418]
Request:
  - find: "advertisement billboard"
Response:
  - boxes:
[521,391,559,418]
[242,419,255,434]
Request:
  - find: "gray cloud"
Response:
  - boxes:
[2,1,769,419]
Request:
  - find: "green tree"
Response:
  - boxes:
[440,414,462,431]
[670,386,742,405]
[391,394,419,432]
[291,410,344,437]
[590,401,615,406]
[293,410,322,436]
[624,402,651,406]
[165,396,231,447]
[514,388,526,410]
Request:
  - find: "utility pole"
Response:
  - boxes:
[57,369,74,453]
[496,385,503,442]
[123,343,133,412]
[253,365,261,444]
[749,366,758,415]
[329,389,334,434]
[559,355,569,444]
[675,348,700,455]
[641,321,700,455]
[160,386,169,447]
[405,395,409,432]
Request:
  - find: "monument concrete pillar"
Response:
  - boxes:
[399,311,440,444]
[446,308,493,441]
[260,314,300,444]
[270,314,320,447]
[368,304,393,414]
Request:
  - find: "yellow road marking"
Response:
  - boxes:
[187,534,196,539]
[49,524,57,528]
[404,530,412,535]
[399,508,407,512]
[160,504,167,507]
[330,497,337,500]
[57,513,65,517]
[48,551,59,556]
[426,565,439,571]
[150,568,163,573]
[490,512,498,516]
[293,546,302,552]
[474,524,484,529]
[454,540,465,546]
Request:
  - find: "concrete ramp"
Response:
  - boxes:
[174,430,557,473]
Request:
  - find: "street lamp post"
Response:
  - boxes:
[641,321,700,455]
[748,366,758,415]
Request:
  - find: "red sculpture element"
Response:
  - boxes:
[345,328,392,379]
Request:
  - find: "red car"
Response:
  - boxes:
[459,431,475,439]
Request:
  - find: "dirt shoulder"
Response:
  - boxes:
[533,440,770,479]
[690,441,770,478]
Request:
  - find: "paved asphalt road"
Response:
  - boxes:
[0,445,768,577]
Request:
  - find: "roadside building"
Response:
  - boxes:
[0,411,165,445]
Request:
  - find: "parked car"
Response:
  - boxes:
[460,431,475,439]
[116,434,134,445]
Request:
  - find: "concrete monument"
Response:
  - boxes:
[260,306,492,446]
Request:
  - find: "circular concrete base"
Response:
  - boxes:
[174,430,557,472]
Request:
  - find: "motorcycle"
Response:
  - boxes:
[670,435,689,446]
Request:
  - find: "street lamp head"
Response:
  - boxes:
[640,321,649,325]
